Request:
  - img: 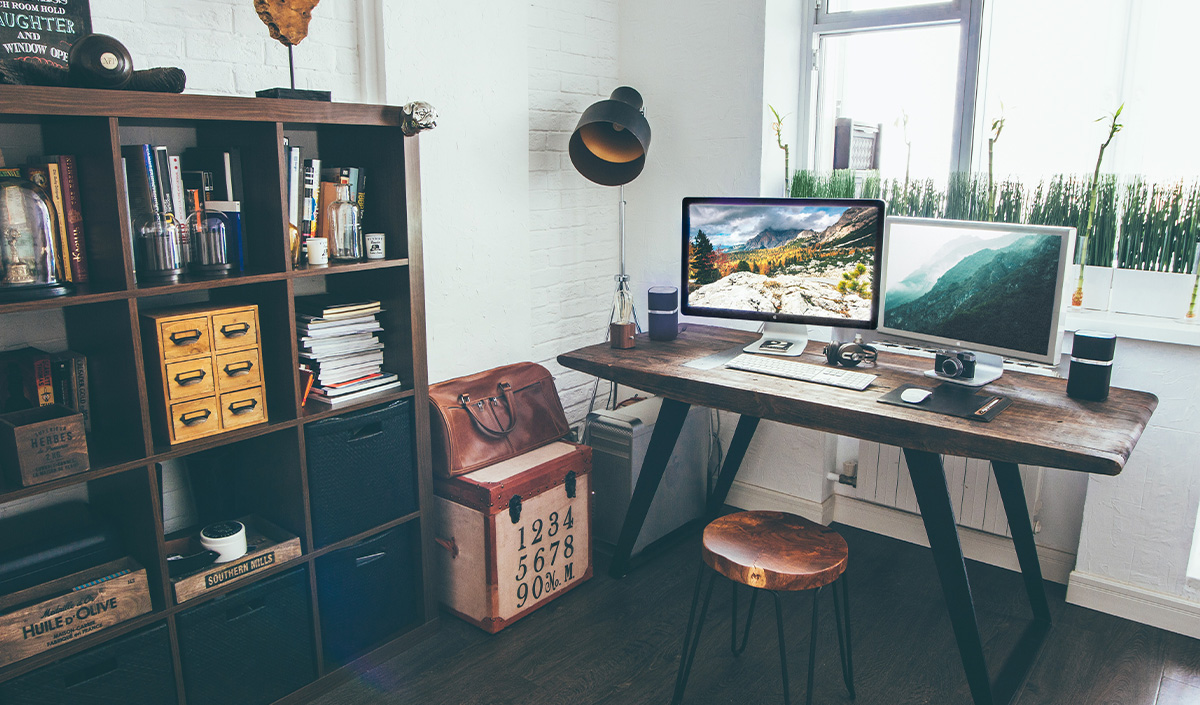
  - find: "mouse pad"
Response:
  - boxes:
[878,384,1012,422]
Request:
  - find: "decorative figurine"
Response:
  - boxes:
[401,102,439,136]
[254,0,331,101]
[2,228,34,285]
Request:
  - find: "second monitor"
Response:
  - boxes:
[681,197,885,355]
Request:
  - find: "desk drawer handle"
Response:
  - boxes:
[220,322,251,338]
[169,329,202,345]
[174,369,207,386]
[228,398,258,416]
[223,361,254,377]
[180,409,212,426]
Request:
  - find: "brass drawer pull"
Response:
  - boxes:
[229,398,258,416]
[223,361,254,377]
[220,322,251,338]
[174,369,207,386]
[180,409,212,426]
[169,329,203,345]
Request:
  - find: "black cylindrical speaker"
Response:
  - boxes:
[1067,330,1116,401]
[647,286,678,341]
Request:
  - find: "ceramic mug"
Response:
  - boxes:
[307,237,329,266]
[365,233,386,260]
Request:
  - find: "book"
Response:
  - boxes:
[121,145,162,224]
[294,296,382,317]
[121,157,135,277]
[32,155,89,282]
[308,380,403,407]
[181,148,242,201]
[153,146,175,221]
[168,155,186,225]
[22,161,70,282]
[287,144,301,265]
[315,181,339,250]
[302,158,321,239]
[48,351,89,432]
[0,348,53,412]
[312,372,398,396]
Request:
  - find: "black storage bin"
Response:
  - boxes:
[305,399,418,547]
[0,623,175,705]
[316,523,420,666]
[176,567,316,705]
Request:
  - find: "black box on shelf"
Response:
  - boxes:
[305,400,418,547]
[315,524,420,666]
[0,623,175,705]
[176,566,316,705]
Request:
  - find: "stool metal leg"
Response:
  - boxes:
[770,590,792,705]
[805,586,823,705]
[673,565,719,705]
[731,583,759,656]
[832,575,856,699]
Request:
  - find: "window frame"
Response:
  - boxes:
[800,0,985,177]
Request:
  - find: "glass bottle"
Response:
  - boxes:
[328,184,362,260]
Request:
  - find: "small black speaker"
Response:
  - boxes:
[647,286,678,341]
[1067,330,1116,402]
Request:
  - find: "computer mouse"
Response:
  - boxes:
[900,387,932,404]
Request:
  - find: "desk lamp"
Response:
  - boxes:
[569,87,651,411]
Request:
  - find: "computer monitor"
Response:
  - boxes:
[681,197,885,355]
[877,217,1075,385]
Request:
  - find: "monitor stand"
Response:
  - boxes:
[923,350,1004,387]
[744,322,809,357]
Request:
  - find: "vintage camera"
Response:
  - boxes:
[935,350,976,379]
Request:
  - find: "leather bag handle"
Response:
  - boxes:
[459,382,516,437]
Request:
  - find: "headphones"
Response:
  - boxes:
[823,337,878,368]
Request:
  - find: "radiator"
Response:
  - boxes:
[839,440,1043,538]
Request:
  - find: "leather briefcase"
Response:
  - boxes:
[429,362,571,477]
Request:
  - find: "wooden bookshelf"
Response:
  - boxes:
[0,86,435,703]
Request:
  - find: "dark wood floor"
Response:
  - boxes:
[312,524,1200,705]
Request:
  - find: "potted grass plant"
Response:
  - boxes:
[1110,179,1200,318]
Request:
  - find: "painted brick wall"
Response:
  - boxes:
[528,0,620,423]
[89,0,364,101]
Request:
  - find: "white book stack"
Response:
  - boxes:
[296,297,403,406]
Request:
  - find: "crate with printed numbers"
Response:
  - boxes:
[432,441,592,633]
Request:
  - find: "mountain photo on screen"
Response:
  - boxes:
[686,203,879,322]
[882,226,1061,356]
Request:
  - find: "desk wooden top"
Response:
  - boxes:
[558,325,1157,476]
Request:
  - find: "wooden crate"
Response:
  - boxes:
[0,405,89,488]
[0,557,152,668]
[166,515,302,603]
[433,441,591,633]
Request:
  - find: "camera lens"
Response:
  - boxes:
[940,356,964,377]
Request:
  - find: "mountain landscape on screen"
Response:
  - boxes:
[883,233,1061,355]
[687,204,879,322]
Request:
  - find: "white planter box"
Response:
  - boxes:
[1066,265,1113,311]
[1110,269,1195,319]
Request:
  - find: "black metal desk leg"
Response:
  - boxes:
[609,397,691,578]
[904,448,994,705]
[991,461,1052,623]
[707,415,760,517]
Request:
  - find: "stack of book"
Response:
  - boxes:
[296,297,401,407]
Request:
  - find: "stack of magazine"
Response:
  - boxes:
[296,296,401,406]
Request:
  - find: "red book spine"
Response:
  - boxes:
[56,155,89,283]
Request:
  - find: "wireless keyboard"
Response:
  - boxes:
[724,353,877,391]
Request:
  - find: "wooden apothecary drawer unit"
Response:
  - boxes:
[141,304,267,444]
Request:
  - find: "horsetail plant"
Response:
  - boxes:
[1073,104,1123,306]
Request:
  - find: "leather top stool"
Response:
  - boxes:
[672,510,855,705]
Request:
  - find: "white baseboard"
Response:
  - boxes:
[1066,571,1200,639]
[726,481,835,526]
[726,482,1076,585]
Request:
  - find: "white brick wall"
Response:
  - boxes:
[89,0,365,101]
[528,0,620,423]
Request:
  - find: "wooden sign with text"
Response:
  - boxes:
[0,0,91,69]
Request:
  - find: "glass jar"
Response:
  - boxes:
[135,215,184,283]
[186,209,232,276]
[327,183,362,260]
[0,178,68,301]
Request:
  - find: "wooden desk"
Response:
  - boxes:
[558,324,1157,705]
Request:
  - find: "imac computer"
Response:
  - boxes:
[681,197,885,356]
[877,217,1075,387]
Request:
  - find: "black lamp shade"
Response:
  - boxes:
[569,87,651,186]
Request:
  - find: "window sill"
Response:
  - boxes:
[1063,309,1200,348]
